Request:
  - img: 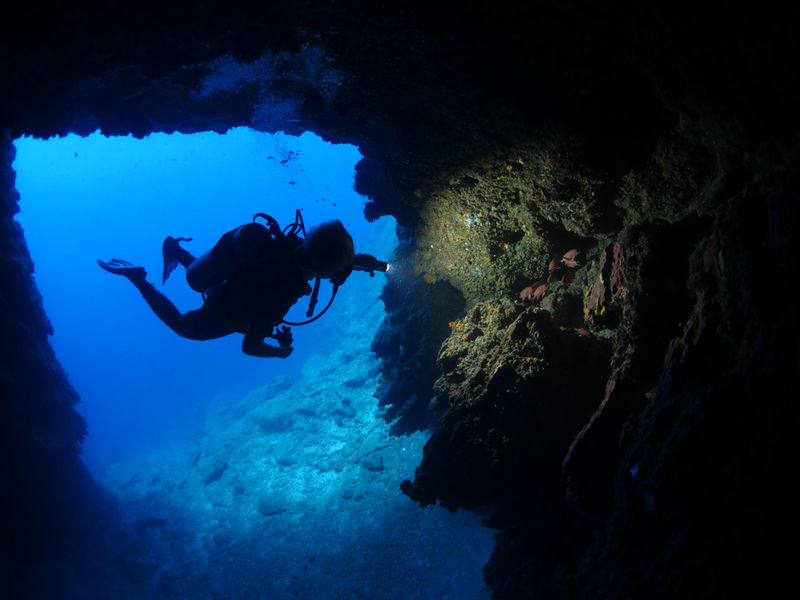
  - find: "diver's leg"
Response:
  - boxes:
[185,249,235,293]
[132,279,185,334]
[98,259,184,333]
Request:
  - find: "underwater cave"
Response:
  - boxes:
[2,1,800,599]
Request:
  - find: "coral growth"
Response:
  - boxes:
[403,298,611,512]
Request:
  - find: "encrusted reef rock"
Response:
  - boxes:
[371,237,466,434]
[402,158,800,597]
[402,299,610,511]
[410,138,613,306]
[572,173,800,598]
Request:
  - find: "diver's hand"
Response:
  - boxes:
[97,259,147,280]
[243,325,294,358]
[275,325,293,348]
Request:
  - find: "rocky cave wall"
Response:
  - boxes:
[1,133,125,597]
[2,1,800,598]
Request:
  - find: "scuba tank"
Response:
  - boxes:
[207,209,388,327]
[257,209,339,326]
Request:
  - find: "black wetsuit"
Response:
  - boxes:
[180,226,311,341]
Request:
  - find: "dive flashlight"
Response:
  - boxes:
[353,253,389,276]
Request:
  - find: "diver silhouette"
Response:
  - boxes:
[98,213,387,358]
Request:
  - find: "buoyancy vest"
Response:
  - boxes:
[202,212,337,329]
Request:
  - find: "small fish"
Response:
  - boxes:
[519,280,548,302]
[519,285,535,301]
[561,248,581,268]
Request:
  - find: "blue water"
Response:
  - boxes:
[13,128,383,470]
[13,128,494,600]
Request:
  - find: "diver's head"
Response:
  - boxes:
[301,219,355,279]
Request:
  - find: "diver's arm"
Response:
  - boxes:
[242,324,293,358]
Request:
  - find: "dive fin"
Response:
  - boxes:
[162,236,194,285]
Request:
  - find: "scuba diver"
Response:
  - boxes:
[98,211,388,358]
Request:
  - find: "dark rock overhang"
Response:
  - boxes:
[2,1,800,599]
[5,1,798,216]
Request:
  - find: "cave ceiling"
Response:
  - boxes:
[5,1,797,219]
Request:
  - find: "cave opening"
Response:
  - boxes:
[10,126,497,599]
[13,126,397,476]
